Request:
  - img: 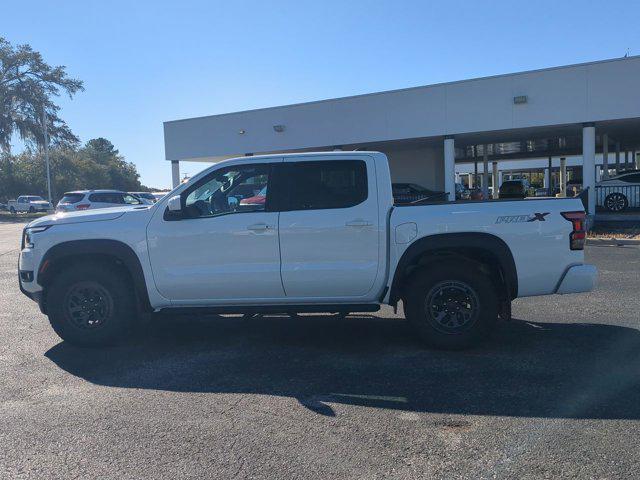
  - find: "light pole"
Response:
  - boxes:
[42,110,52,205]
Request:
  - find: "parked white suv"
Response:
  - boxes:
[19,152,597,349]
[8,196,52,214]
[56,190,147,212]
[596,170,640,212]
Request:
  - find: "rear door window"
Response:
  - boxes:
[283,160,368,211]
[89,193,119,203]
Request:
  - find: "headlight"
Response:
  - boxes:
[22,225,51,249]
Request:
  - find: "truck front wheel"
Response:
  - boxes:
[46,264,135,347]
[405,261,498,349]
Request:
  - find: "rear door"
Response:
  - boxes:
[278,156,380,299]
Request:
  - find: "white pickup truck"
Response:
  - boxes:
[19,152,597,349]
[9,195,52,214]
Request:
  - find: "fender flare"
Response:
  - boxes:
[389,232,518,304]
[38,239,152,312]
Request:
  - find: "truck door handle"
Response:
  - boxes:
[345,219,373,227]
[247,223,271,231]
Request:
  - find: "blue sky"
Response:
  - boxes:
[3,0,639,188]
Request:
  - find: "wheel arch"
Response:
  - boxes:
[37,239,152,314]
[389,232,518,306]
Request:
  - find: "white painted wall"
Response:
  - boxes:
[383,146,444,191]
[165,56,640,162]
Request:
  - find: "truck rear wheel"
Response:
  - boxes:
[46,264,135,347]
[405,261,498,349]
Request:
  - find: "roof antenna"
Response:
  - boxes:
[624,48,629,58]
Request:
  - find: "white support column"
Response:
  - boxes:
[444,136,456,202]
[482,146,489,198]
[582,123,596,215]
[543,168,550,189]
[602,133,609,179]
[171,160,180,188]
[559,157,567,197]
[468,172,474,188]
[635,150,639,170]
[492,161,499,199]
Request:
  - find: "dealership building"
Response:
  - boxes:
[164,56,640,214]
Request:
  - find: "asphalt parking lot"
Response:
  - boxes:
[1,220,639,479]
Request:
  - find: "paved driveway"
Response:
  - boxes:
[1,221,639,479]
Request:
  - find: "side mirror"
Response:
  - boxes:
[167,195,182,212]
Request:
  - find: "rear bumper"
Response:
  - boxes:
[555,264,598,294]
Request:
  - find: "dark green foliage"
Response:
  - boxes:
[0,37,84,152]
[0,138,149,201]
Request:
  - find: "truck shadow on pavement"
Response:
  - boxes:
[45,314,640,419]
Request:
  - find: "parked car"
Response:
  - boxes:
[8,196,52,215]
[129,192,156,204]
[239,185,267,206]
[499,179,531,199]
[467,188,485,200]
[55,190,146,213]
[19,152,596,350]
[392,183,447,204]
[0,202,7,211]
[596,170,640,212]
[455,183,471,200]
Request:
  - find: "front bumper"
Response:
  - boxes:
[556,264,598,294]
[18,249,46,313]
[19,280,45,313]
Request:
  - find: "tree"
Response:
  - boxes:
[0,138,149,202]
[0,37,83,152]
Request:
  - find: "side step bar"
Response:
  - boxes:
[157,303,381,316]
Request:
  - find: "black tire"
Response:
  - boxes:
[405,261,498,349]
[604,193,628,212]
[46,263,135,346]
[28,206,35,214]
[9,206,16,215]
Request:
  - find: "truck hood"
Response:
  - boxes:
[26,206,150,228]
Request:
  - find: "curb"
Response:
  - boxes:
[586,238,640,246]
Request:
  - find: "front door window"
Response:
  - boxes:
[183,165,270,218]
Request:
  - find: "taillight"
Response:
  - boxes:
[561,211,586,250]
[75,204,90,210]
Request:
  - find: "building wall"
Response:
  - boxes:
[164,56,640,162]
[383,146,444,191]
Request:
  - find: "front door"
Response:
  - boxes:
[146,162,284,303]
